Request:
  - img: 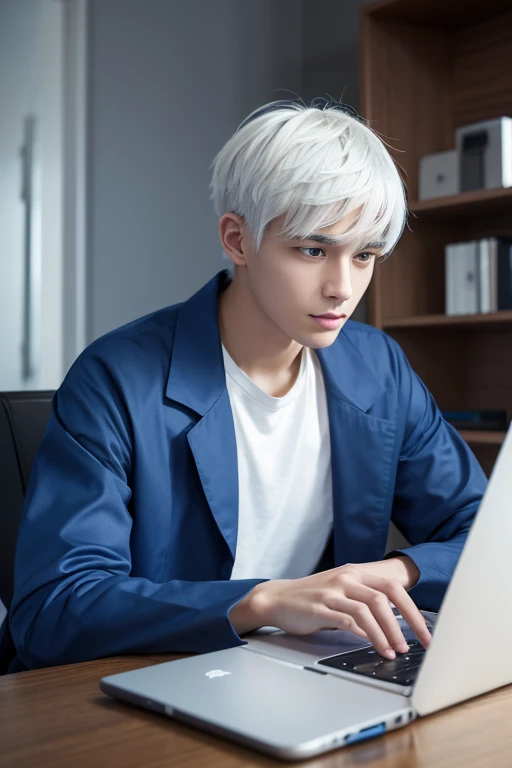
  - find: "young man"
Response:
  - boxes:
[4,97,487,674]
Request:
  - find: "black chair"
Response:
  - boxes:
[0,390,54,673]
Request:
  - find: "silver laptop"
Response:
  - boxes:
[100,423,512,760]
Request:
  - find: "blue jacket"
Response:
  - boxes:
[7,269,487,672]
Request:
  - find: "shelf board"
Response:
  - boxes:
[383,311,512,330]
[408,187,512,222]
[364,0,512,28]
[458,430,506,446]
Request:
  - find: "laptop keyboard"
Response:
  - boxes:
[317,640,426,687]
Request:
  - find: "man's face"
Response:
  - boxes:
[240,208,383,349]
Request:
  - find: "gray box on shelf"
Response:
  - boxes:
[478,239,492,314]
[455,117,512,192]
[419,149,458,200]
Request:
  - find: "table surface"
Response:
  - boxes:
[2,653,512,768]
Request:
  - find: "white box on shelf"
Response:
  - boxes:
[445,244,457,315]
[488,237,499,312]
[419,149,458,200]
[445,241,479,315]
[459,241,479,314]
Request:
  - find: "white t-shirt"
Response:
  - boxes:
[223,344,333,581]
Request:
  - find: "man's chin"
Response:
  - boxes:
[301,328,345,349]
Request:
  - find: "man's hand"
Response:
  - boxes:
[229,557,431,659]
[355,555,420,592]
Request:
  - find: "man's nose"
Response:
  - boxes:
[324,264,353,303]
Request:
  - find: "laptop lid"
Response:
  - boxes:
[412,423,512,715]
[100,646,412,760]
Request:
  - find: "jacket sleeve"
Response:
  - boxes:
[384,339,488,611]
[9,350,266,670]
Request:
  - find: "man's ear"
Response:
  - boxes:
[218,212,248,267]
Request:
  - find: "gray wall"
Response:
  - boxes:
[302,0,368,109]
[0,0,40,390]
[87,0,303,342]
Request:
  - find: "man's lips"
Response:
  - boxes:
[311,313,346,319]
[310,314,346,329]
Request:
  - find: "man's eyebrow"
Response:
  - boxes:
[291,234,386,249]
[361,241,386,250]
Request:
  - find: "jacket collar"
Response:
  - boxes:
[166,269,384,415]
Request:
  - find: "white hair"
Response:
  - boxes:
[209,99,408,275]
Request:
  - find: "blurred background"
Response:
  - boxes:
[0,0,369,395]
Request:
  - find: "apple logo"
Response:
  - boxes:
[205,669,231,679]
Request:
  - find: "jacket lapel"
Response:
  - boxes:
[316,340,397,566]
[186,390,239,560]
[166,269,397,568]
[165,270,239,560]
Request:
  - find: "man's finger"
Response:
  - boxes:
[345,582,409,653]
[353,572,432,648]
[323,595,397,658]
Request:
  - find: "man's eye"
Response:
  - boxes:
[297,247,326,259]
[355,252,375,264]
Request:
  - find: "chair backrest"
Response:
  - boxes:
[0,391,54,610]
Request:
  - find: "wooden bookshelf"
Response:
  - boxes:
[360,0,512,474]
[457,431,506,446]
[384,311,512,330]
[409,187,512,222]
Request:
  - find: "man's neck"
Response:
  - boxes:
[218,274,304,397]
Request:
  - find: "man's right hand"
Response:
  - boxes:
[228,562,432,660]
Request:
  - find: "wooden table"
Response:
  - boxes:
[2,653,512,767]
